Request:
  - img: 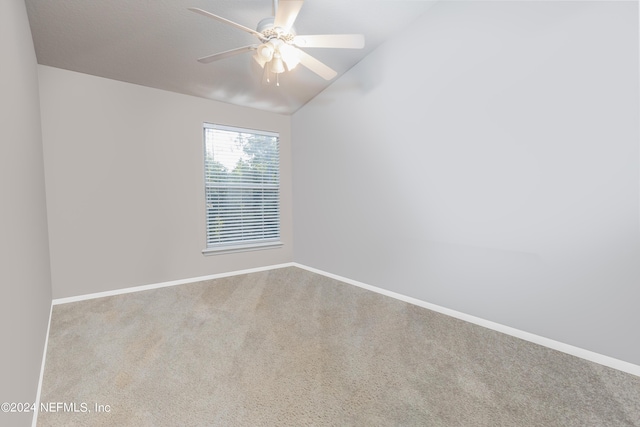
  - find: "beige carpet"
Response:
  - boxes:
[38,267,640,426]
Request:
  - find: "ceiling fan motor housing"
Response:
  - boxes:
[257,17,296,41]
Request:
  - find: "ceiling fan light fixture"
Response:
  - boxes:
[279,43,300,70]
[270,54,286,74]
[253,52,267,68]
[257,43,274,62]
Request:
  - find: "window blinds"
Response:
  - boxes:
[203,123,280,250]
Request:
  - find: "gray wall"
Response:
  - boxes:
[0,1,53,425]
[292,1,640,365]
[39,66,293,299]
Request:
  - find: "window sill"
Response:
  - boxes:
[202,241,283,256]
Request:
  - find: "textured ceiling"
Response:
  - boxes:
[25,0,435,114]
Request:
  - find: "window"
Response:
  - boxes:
[202,123,281,254]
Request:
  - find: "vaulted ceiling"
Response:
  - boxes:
[25,0,435,114]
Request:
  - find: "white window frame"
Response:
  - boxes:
[202,123,282,255]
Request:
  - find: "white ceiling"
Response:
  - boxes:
[25,0,435,114]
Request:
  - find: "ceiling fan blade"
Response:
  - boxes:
[274,0,304,32]
[297,49,337,80]
[197,45,256,64]
[294,34,365,49]
[188,7,264,39]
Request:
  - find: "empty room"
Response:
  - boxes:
[2,0,639,425]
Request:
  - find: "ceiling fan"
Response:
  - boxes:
[188,0,365,85]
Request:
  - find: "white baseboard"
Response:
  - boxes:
[50,261,640,378]
[52,263,296,305]
[32,303,53,427]
[291,263,640,378]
